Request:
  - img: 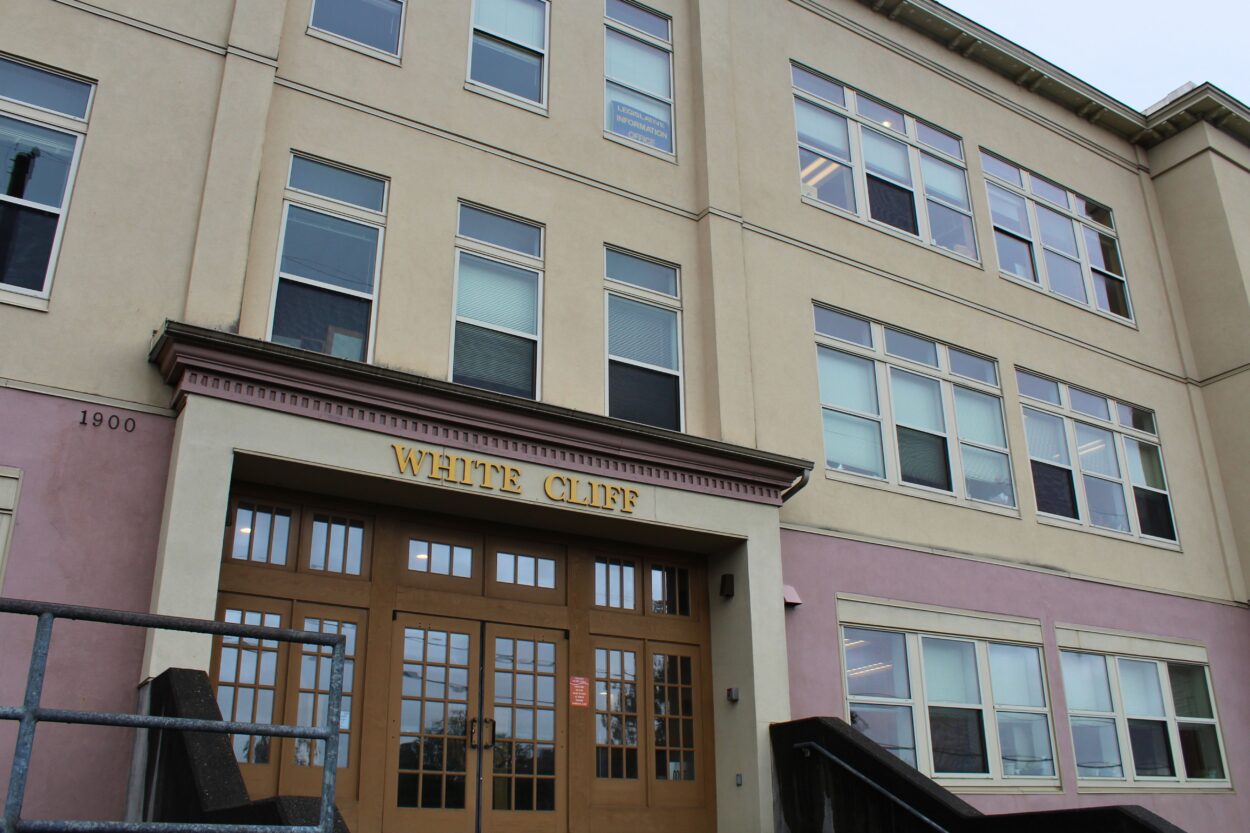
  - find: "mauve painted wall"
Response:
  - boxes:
[782,527,1250,833]
[0,387,174,820]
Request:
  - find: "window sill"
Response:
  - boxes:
[603,130,677,164]
[1034,512,1182,552]
[305,27,403,65]
[800,195,984,271]
[997,271,1139,331]
[1076,781,1232,795]
[942,781,1062,795]
[0,290,50,312]
[463,81,549,117]
[824,467,1021,520]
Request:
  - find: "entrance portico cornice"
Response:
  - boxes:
[150,321,813,507]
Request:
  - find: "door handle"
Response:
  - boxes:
[484,718,497,749]
[469,716,479,749]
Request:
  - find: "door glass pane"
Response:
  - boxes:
[849,704,916,767]
[594,647,639,779]
[652,653,696,780]
[822,410,884,478]
[1119,659,1165,716]
[818,348,877,414]
[216,607,282,765]
[1061,652,1112,712]
[397,628,472,809]
[928,707,988,773]
[608,294,678,369]
[293,617,358,768]
[922,638,979,704]
[1071,717,1123,777]
[280,206,378,294]
[989,644,1044,707]
[843,628,909,699]
[456,252,538,334]
[493,636,558,809]
[997,712,1054,776]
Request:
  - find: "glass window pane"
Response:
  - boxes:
[1037,206,1077,256]
[453,322,536,399]
[917,122,962,159]
[927,200,977,259]
[891,369,944,432]
[1071,717,1123,777]
[948,349,997,385]
[921,155,969,209]
[997,712,1055,776]
[849,704,916,767]
[1084,475,1129,532]
[1094,272,1132,319]
[817,348,877,414]
[795,100,850,160]
[1134,487,1176,541]
[1178,723,1225,779]
[1,115,77,208]
[1044,251,1087,303]
[609,361,680,430]
[856,97,904,134]
[1032,461,1078,518]
[1168,665,1213,719]
[862,129,911,184]
[922,638,979,704]
[898,427,951,491]
[280,206,378,294]
[0,57,91,118]
[1075,424,1119,478]
[271,279,370,361]
[1122,440,1165,491]
[884,329,938,367]
[1077,196,1114,228]
[311,0,404,54]
[814,306,871,347]
[791,66,844,107]
[799,148,855,212]
[843,628,909,698]
[954,387,1005,447]
[289,156,385,211]
[1119,659,1165,716]
[606,0,669,40]
[605,82,673,153]
[823,410,884,478]
[0,201,58,292]
[606,249,676,295]
[1128,719,1175,777]
[1017,371,1060,405]
[458,205,541,256]
[605,30,669,98]
[961,445,1014,506]
[1031,176,1068,207]
[980,152,1022,186]
[1061,652,1112,712]
[928,707,988,773]
[1117,403,1156,434]
[987,183,1029,235]
[457,252,538,334]
[1069,389,1110,421]
[475,0,546,49]
[994,231,1036,282]
[989,644,1044,707]
[470,33,543,102]
[609,295,678,370]
[1083,227,1123,275]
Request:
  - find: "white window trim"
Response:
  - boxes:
[1017,369,1179,548]
[0,467,20,589]
[465,0,552,110]
[1061,649,1230,790]
[982,151,1135,326]
[791,63,979,265]
[602,246,684,431]
[603,1,676,158]
[266,155,388,364]
[449,203,545,401]
[815,307,1016,513]
[306,0,407,61]
[0,74,90,305]
[840,623,1061,789]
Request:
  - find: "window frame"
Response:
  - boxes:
[0,466,21,588]
[449,201,545,400]
[603,0,676,158]
[465,0,552,110]
[603,246,684,431]
[982,150,1135,324]
[814,305,1016,512]
[0,56,92,306]
[266,154,387,364]
[1016,369,1178,546]
[841,625,1060,786]
[791,62,978,264]
[306,0,407,61]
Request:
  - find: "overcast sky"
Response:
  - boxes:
[936,1,1250,111]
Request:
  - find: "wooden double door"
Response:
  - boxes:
[210,488,716,833]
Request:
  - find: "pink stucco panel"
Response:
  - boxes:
[782,527,1250,832]
[0,387,174,820]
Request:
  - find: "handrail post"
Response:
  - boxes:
[4,613,54,833]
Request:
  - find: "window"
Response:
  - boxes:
[397,627,473,808]
[982,152,1132,321]
[497,551,557,588]
[649,564,689,616]
[594,557,636,609]
[468,0,549,105]
[217,605,285,764]
[604,1,674,154]
[294,615,359,768]
[844,626,1057,782]
[270,155,387,362]
[652,652,695,780]
[229,502,294,567]
[1062,651,1226,783]
[452,203,543,399]
[408,538,473,578]
[791,64,976,260]
[0,56,92,301]
[815,306,1014,508]
[1018,369,1176,542]
[605,247,682,430]
[0,467,19,586]
[308,514,366,575]
[594,647,640,778]
[308,0,405,56]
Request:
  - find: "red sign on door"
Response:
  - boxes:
[569,675,591,708]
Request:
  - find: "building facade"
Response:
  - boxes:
[1,1,1248,831]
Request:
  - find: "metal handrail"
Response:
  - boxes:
[792,741,953,833]
[0,597,345,833]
